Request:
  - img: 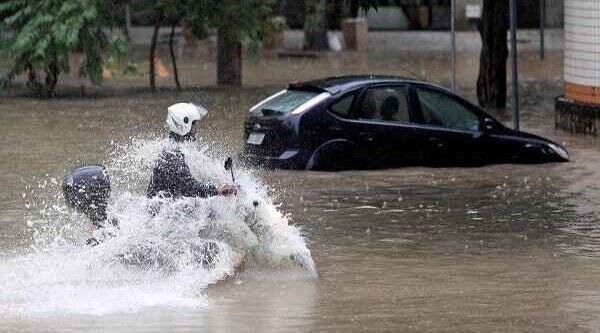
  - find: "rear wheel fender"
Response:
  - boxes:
[305,139,355,171]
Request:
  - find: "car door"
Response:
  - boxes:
[411,86,485,166]
[325,90,359,140]
[348,84,422,168]
[311,90,364,169]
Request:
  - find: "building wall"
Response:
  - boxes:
[564,0,600,104]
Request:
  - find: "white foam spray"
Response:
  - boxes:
[0,138,316,317]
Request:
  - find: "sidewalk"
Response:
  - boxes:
[281,29,564,53]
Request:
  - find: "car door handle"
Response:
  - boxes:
[329,126,344,133]
[429,137,444,147]
[359,132,375,142]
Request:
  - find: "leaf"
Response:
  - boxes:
[1,0,127,95]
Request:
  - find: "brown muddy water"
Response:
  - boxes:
[2,57,600,331]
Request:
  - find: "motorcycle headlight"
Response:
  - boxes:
[548,143,569,160]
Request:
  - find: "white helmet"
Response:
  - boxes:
[166,103,208,136]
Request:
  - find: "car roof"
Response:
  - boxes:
[288,75,448,95]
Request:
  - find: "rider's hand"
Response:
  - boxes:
[218,184,239,196]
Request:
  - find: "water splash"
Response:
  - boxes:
[0,137,316,317]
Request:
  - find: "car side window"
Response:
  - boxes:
[358,86,410,123]
[329,93,355,118]
[416,87,480,131]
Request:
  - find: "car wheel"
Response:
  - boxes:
[305,141,354,171]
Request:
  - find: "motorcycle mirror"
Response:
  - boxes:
[224,157,233,171]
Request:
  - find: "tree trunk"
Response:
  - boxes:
[169,23,181,90]
[304,0,329,50]
[25,64,42,96]
[350,1,360,18]
[149,18,161,92]
[217,27,242,86]
[44,67,58,97]
[42,54,59,98]
[477,0,508,108]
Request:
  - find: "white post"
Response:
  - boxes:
[509,0,520,130]
[450,0,456,92]
[539,0,545,61]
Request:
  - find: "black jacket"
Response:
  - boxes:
[146,148,218,198]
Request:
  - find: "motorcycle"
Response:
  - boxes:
[62,158,315,279]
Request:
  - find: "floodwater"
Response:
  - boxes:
[2,53,600,332]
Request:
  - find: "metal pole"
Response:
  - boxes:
[540,0,545,60]
[510,0,520,130]
[450,0,456,92]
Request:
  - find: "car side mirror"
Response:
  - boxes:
[483,118,496,132]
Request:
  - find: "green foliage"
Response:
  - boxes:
[260,16,287,50]
[186,0,276,85]
[126,0,276,61]
[0,0,127,96]
[121,61,139,76]
[135,0,275,87]
[129,0,188,26]
[187,0,276,41]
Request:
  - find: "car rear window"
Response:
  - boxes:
[250,90,319,117]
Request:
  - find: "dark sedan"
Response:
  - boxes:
[241,75,569,170]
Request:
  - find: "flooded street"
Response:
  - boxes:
[2,53,600,332]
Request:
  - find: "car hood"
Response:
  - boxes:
[510,129,564,147]
[500,127,569,161]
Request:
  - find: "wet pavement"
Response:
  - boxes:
[2,52,600,332]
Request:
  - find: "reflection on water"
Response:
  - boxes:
[1,271,318,333]
[1,67,600,331]
[280,166,566,255]
[554,153,600,257]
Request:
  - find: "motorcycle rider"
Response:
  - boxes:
[141,102,239,268]
[80,103,237,249]
[146,102,237,199]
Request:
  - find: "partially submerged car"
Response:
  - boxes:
[242,75,569,170]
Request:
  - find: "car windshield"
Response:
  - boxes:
[251,90,319,117]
